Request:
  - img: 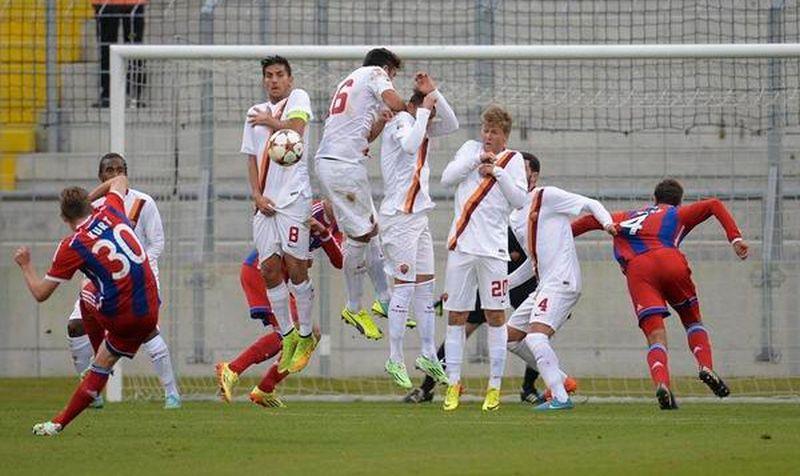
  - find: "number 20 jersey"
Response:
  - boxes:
[315,66,395,164]
[45,191,159,319]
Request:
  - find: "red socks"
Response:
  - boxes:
[646,344,671,387]
[686,323,713,369]
[258,362,288,393]
[229,332,282,375]
[53,367,110,428]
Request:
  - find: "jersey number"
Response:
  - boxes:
[288,226,299,243]
[491,280,508,298]
[329,79,354,115]
[619,213,649,236]
[91,223,147,280]
[538,298,549,312]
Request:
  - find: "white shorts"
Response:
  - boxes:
[379,212,434,281]
[444,250,508,311]
[253,197,311,262]
[316,158,375,238]
[507,285,580,332]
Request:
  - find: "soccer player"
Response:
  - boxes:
[242,55,316,375]
[65,153,180,409]
[504,158,616,411]
[378,76,459,389]
[440,105,528,411]
[16,174,159,435]
[315,48,434,340]
[571,178,749,409]
[216,200,342,407]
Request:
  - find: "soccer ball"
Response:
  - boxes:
[267,129,304,166]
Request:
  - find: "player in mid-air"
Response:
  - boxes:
[315,48,435,340]
[504,156,615,411]
[440,105,528,411]
[65,153,180,409]
[377,74,459,389]
[216,200,342,407]
[241,55,316,375]
[571,178,748,409]
[15,174,159,435]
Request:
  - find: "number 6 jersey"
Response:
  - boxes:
[45,190,159,319]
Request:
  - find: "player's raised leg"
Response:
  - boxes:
[142,329,181,408]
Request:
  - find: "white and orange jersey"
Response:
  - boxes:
[315,66,396,164]
[441,140,527,260]
[91,187,164,275]
[379,91,459,216]
[509,186,613,292]
[241,88,314,208]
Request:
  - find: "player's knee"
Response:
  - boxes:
[507,326,526,343]
[67,320,85,338]
[639,314,666,338]
[677,308,702,329]
[448,311,468,326]
[484,310,505,327]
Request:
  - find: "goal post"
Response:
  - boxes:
[108,43,799,402]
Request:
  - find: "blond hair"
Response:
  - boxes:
[481,105,512,135]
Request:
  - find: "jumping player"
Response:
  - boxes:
[571,178,748,409]
[242,56,316,375]
[378,75,459,389]
[16,174,159,435]
[315,48,434,340]
[216,200,342,407]
[440,105,528,412]
[66,153,180,409]
[504,157,616,412]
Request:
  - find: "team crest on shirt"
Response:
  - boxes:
[398,263,409,275]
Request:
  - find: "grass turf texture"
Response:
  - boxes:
[2,379,799,475]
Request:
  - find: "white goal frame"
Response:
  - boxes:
[107,43,800,402]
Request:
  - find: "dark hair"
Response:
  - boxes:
[98,152,127,177]
[363,48,402,70]
[654,178,684,206]
[408,89,425,106]
[261,55,292,77]
[60,187,92,221]
[521,152,540,173]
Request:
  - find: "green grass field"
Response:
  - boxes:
[2,379,799,475]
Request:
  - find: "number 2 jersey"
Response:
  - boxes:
[572,199,743,272]
[45,190,159,319]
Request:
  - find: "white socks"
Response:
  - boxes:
[388,283,414,363]
[528,332,568,402]
[266,281,294,336]
[290,279,314,336]
[414,279,437,359]
[366,239,390,304]
[487,324,508,389]
[68,334,93,375]
[507,337,538,369]
[343,240,367,311]
[143,334,179,398]
[445,325,466,384]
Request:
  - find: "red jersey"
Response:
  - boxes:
[45,191,159,319]
[572,199,742,270]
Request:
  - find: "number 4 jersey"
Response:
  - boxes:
[45,190,159,319]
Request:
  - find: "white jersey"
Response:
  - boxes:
[441,140,527,260]
[315,66,395,164]
[379,90,459,216]
[92,187,164,273]
[241,88,314,208]
[509,186,613,292]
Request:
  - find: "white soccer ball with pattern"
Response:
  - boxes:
[267,128,304,166]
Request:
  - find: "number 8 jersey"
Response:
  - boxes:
[45,190,159,319]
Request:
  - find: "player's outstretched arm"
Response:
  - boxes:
[427,90,459,137]
[508,256,535,290]
[14,247,59,302]
[382,89,406,112]
[678,198,743,242]
[88,174,129,202]
[441,142,482,187]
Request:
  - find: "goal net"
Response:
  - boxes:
[111,45,799,401]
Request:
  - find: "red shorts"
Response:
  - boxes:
[80,283,158,358]
[625,249,700,329]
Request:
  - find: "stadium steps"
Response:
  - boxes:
[0,0,92,190]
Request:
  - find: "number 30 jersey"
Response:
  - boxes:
[578,200,743,271]
[45,190,159,319]
[315,66,396,164]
